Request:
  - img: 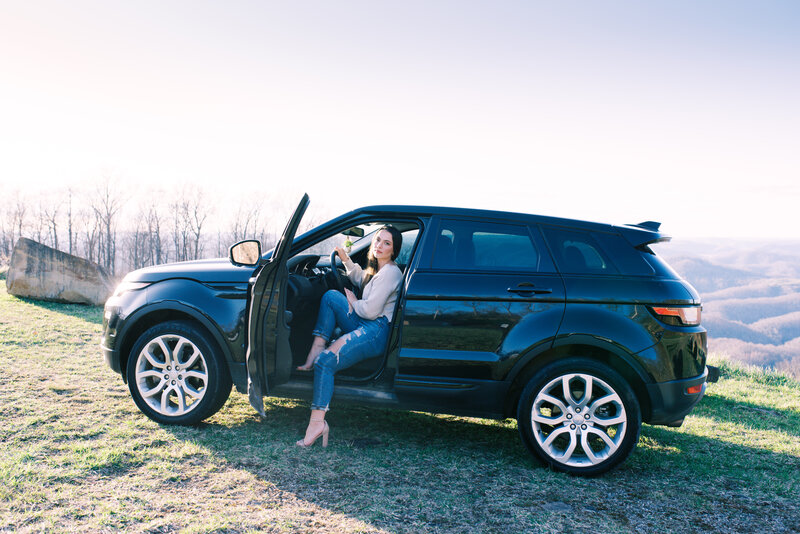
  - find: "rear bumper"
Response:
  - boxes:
[645,367,708,426]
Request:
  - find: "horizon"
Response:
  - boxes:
[4,180,800,247]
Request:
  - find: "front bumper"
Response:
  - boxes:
[645,366,709,426]
[102,305,123,375]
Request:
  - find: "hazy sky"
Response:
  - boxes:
[1,1,798,239]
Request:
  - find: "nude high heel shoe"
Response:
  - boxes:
[296,419,329,448]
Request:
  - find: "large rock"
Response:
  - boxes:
[6,238,114,306]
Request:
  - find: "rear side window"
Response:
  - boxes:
[433,219,553,272]
[646,244,684,279]
[593,232,656,276]
[542,227,619,275]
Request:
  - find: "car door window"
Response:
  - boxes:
[432,219,553,272]
[395,229,419,271]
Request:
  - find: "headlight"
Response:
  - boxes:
[112,281,151,297]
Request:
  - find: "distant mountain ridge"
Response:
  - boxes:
[666,256,759,293]
[656,239,800,378]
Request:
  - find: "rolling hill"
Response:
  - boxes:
[656,238,800,378]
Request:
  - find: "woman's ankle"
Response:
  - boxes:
[304,339,326,364]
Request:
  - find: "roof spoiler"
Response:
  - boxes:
[617,221,671,248]
[630,221,661,232]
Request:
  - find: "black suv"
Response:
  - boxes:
[102,194,708,475]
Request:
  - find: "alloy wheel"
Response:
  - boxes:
[134,334,208,416]
[530,373,627,467]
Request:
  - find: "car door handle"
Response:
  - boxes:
[507,283,552,295]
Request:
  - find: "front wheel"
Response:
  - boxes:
[126,321,232,425]
[517,358,641,476]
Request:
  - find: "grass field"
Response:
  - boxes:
[1,281,799,533]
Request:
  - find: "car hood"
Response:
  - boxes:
[123,258,258,284]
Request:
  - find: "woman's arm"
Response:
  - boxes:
[336,246,364,288]
[351,266,403,320]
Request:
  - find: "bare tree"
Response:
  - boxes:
[42,199,61,250]
[79,207,100,264]
[231,202,261,243]
[0,203,9,260]
[32,203,48,245]
[170,198,189,263]
[121,201,168,271]
[146,206,165,266]
[89,179,123,274]
[67,188,75,255]
[124,207,148,270]
[0,184,307,272]
[180,188,209,260]
[11,194,28,248]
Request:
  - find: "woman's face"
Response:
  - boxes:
[371,230,394,262]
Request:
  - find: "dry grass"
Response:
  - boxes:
[1,284,799,533]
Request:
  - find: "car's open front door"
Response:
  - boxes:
[246,193,309,416]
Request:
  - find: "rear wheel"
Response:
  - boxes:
[517,358,641,476]
[127,321,231,425]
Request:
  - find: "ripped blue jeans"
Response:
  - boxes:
[310,289,390,411]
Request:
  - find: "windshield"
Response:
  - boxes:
[300,223,385,256]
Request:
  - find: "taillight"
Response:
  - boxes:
[649,306,702,326]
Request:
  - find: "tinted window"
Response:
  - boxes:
[395,229,419,267]
[542,227,619,275]
[593,232,656,276]
[433,219,549,272]
[646,243,684,279]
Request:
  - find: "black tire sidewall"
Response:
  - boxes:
[126,321,230,425]
[517,358,641,476]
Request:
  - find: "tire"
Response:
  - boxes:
[517,358,641,476]
[126,321,232,425]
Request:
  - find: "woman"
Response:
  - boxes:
[295,225,404,447]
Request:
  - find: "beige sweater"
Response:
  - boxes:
[343,259,403,321]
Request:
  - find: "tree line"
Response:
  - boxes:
[0,180,317,278]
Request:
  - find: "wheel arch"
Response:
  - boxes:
[504,339,653,422]
[118,302,233,386]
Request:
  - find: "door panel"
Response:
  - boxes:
[399,270,565,381]
[246,194,309,416]
[397,217,565,384]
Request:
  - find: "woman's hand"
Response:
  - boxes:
[334,246,351,264]
[344,287,357,312]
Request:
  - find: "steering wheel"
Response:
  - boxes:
[328,250,346,293]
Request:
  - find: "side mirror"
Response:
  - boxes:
[229,240,262,266]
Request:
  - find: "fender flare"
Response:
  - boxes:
[504,334,656,419]
[115,300,235,383]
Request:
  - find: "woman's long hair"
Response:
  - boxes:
[363,225,403,286]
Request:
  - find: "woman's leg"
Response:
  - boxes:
[297,408,329,448]
[297,336,326,371]
[310,318,390,411]
[298,290,360,370]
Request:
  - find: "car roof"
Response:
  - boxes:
[356,204,604,227]
[297,203,669,249]
[355,205,669,246]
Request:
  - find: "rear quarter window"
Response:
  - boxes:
[542,226,619,275]
[642,244,683,279]
[593,232,656,276]
[543,226,665,276]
